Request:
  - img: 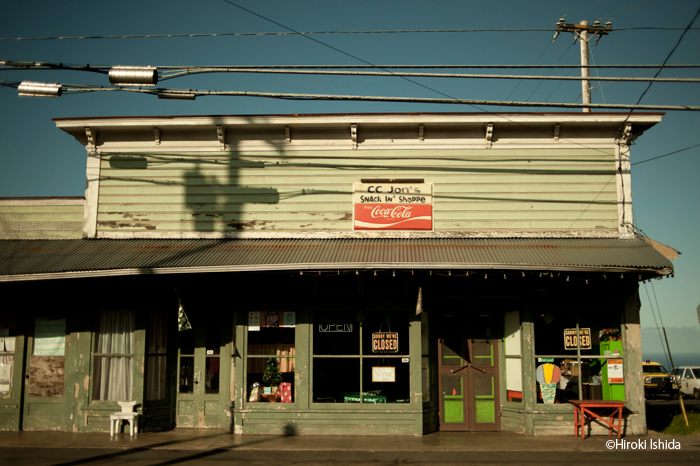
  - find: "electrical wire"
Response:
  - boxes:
[498,42,552,111]
[622,4,700,125]
[589,46,608,111]
[643,282,672,370]
[8,82,698,110]
[602,0,664,21]
[154,67,700,83]
[1,26,698,41]
[5,61,700,70]
[631,143,700,165]
[217,0,460,103]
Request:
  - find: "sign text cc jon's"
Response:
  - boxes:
[353,182,433,230]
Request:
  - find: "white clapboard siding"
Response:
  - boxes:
[95,148,618,236]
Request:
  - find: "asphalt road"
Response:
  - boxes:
[2,448,699,466]
[2,400,698,466]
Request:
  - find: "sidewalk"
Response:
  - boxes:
[1,429,699,453]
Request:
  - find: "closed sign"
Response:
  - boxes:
[372,332,399,353]
[564,328,591,350]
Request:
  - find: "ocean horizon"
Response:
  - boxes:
[643,353,699,368]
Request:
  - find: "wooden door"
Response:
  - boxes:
[437,312,499,431]
[175,315,223,428]
[22,317,69,431]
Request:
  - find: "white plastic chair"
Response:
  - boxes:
[109,401,139,437]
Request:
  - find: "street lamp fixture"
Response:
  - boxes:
[18,81,62,97]
[108,66,158,86]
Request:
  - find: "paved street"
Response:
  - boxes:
[1,399,698,465]
[2,446,699,466]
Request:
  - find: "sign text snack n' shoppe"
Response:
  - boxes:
[353,182,433,230]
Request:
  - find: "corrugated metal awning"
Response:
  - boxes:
[0,237,673,282]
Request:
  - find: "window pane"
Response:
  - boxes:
[248,326,294,351]
[206,323,220,355]
[472,339,493,367]
[362,360,410,403]
[179,356,194,394]
[247,357,295,403]
[148,310,167,355]
[441,341,462,366]
[314,310,359,355]
[313,358,359,403]
[362,311,409,355]
[93,356,133,401]
[146,310,168,401]
[205,357,220,394]
[93,311,134,401]
[146,355,167,401]
[95,311,134,355]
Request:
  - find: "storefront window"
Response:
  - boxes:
[504,311,523,403]
[247,311,295,403]
[313,310,410,404]
[146,310,167,401]
[533,307,622,404]
[29,317,66,398]
[93,310,135,401]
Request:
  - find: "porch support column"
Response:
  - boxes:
[622,282,646,435]
[521,308,537,435]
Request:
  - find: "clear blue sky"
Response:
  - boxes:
[1,0,698,360]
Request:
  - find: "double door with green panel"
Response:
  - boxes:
[176,315,227,428]
[437,312,500,431]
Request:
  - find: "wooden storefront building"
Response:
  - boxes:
[0,113,675,436]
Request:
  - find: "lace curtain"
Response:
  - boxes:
[93,310,135,401]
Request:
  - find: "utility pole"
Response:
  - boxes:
[553,18,613,112]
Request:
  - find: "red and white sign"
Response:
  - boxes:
[353,182,433,230]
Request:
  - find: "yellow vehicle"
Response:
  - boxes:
[642,361,673,398]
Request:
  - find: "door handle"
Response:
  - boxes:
[194,371,201,384]
[451,363,487,374]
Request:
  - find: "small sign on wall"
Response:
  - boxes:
[372,366,396,383]
[607,359,624,384]
[352,182,433,230]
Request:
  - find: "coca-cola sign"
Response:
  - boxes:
[353,182,433,230]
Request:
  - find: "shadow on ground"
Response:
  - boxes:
[646,399,700,432]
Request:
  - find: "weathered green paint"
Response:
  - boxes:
[94,148,618,235]
[0,200,83,239]
[0,330,25,431]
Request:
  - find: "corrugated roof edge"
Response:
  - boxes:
[0,237,674,282]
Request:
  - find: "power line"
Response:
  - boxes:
[643,281,672,370]
[632,143,700,165]
[2,27,699,41]
[4,62,699,84]
[4,61,700,70]
[623,4,700,124]
[156,68,700,83]
[217,0,461,104]
[9,82,699,110]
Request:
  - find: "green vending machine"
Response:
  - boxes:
[600,341,625,401]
